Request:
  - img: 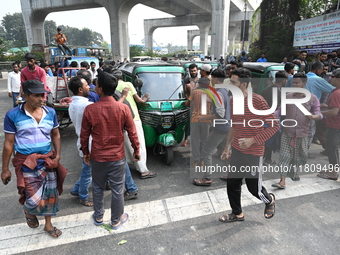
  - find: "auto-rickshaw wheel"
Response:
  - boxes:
[163,146,173,165]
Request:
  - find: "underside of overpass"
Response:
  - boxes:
[21,0,257,59]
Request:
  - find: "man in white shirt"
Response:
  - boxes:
[89,61,98,80]
[68,76,94,207]
[7,63,21,107]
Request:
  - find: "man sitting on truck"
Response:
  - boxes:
[55,28,72,56]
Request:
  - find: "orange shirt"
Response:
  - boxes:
[55,33,66,45]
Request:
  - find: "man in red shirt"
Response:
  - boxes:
[318,68,340,180]
[80,71,140,230]
[219,68,279,223]
[19,53,50,98]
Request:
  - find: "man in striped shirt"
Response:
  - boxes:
[219,68,279,223]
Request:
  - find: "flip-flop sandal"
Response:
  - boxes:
[219,213,245,223]
[264,193,275,219]
[291,175,300,181]
[140,171,157,179]
[193,178,212,186]
[110,213,129,230]
[92,214,104,226]
[220,176,228,181]
[271,183,286,189]
[44,227,62,238]
[80,199,93,207]
[24,210,39,228]
[317,172,338,180]
[181,140,188,147]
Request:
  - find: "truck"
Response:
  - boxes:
[32,44,107,66]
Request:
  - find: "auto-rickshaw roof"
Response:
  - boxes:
[182,61,218,68]
[119,61,185,75]
[243,62,284,73]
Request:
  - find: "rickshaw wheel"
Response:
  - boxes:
[163,146,173,165]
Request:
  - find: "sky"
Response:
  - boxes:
[0,0,200,46]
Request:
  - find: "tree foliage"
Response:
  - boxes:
[44,20,57,45]
[130,45,145,57]
[253,0,339,62]
[57,25,103,46]
[0,13,104,48]
[1,13,27,47]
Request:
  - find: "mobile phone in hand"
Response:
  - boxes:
[5,178,10,185]
[134,155,140,160]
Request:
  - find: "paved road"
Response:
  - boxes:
[0,79,339,255]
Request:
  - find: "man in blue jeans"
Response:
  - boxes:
[69,76,138,204]
[68,76,94,206]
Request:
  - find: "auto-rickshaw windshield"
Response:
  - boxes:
[139,72,185,101]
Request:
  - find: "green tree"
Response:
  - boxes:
[44,20,57,45]
[1,13,27,47]
[93,32,103,46]
[253,0,338,62]
[57,25,103,46]
[130,45,145,57]
[100,41,111,52]
[300,0,339,19]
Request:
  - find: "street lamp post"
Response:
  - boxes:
[241,1,247,51]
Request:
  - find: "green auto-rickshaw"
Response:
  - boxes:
[119,62,189,164]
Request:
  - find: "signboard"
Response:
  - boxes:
[293,10,340,53]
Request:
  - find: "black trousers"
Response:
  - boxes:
[58,44,72,55]
[325,128,340,176]
[227,148,272,215]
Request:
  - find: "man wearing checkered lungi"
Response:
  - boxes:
[272,73,323,189]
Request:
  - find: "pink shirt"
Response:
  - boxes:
[20,65,50,92]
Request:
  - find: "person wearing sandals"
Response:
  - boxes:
[317,68,340,180]
[219,68,278,222]
[68,76,94,207]
[272,73,323,189]
[261,71,288,165]
[1,80,66,238]
[80,72,140,230]
[113,70,157,179]
[193,69,230,186]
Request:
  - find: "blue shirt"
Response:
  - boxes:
[257,58,267,62]
[306,72,334,100]
[87,84,100,102]
[4,104,59,155]
[87,91,100,103]
[286,75,293,87]
[66,69,78,77]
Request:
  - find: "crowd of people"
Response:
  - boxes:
[2,48,340,237]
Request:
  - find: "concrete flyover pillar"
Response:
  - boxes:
[198,22,210,56]
[20,0,133,60]
[101,0,134,60]
[187,30,200,51]
[210,0,230,59]
[21,1,48,50]
[187,29,212,53]
[144,15,211,52]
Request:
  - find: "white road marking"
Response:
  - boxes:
[0,176,339,254]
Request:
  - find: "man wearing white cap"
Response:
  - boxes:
[199,64,212,79]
